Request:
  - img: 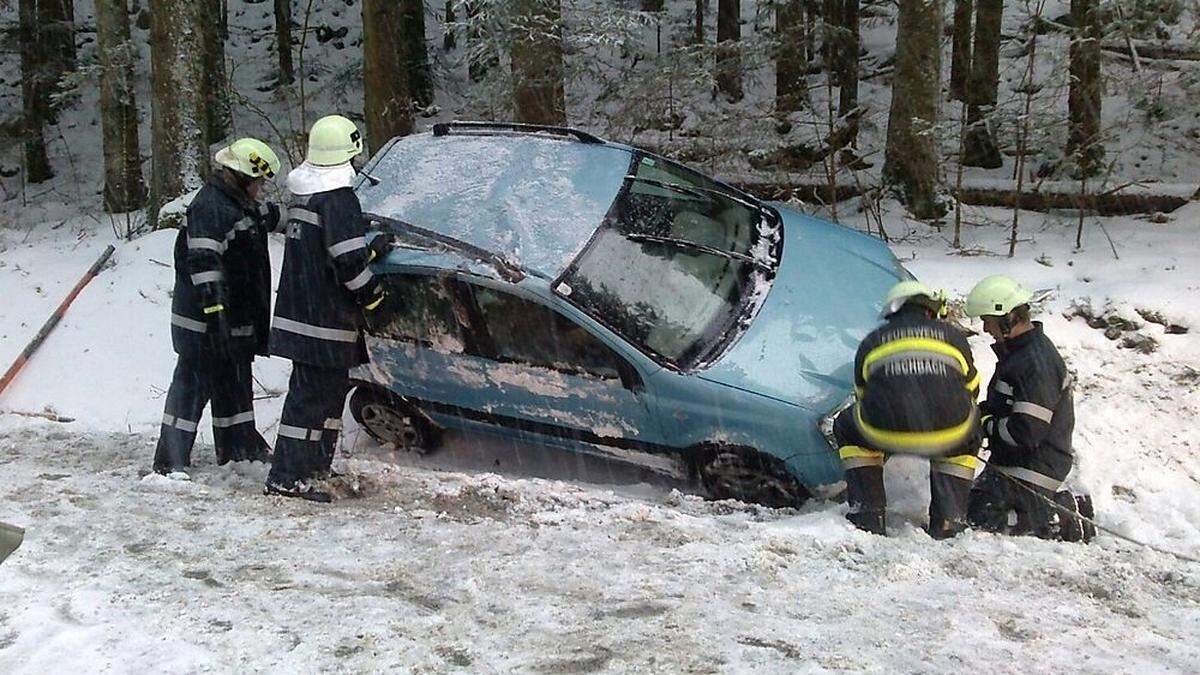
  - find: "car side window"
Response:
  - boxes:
[468,285,625,381]
[373,275,466,353]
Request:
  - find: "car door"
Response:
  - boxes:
[447,279,667,464]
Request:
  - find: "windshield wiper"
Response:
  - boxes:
[624,175,775,224]
[623,233,771,271]
[364,213,532,283]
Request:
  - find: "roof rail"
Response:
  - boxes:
[432,120,606,145]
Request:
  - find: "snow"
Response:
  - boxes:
[3,203,1200,672]
[2,0,1200,670]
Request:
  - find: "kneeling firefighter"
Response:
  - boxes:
[153,138,282,476]
[964,275,1094,542]
[265,114,393,502]
[833,281,983,538]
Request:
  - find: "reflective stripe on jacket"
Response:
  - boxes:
[852,306,980,455]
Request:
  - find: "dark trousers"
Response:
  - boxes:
[154,353,268,473]
[267,363,350,485]
[967,468,1092,541]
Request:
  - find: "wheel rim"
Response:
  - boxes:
[360,402,422,448]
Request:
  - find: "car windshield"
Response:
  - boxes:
[557,154,781,370]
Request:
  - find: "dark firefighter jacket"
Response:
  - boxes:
[852,305,981,455]
[981,323,1075,489]
[270,186,377,368]
[171,174,274,358]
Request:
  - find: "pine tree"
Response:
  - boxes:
[962,0,1003,167]
[274,0,295,85]
[510,0,567,125]
[836,0,860,147]
[775,0,807,114]
[882,0,945,219]
[363,0,414,152]
[202,0,230,144]
[18,0,53,182]
[949,0,974,102]
[403,0,434,108]
[97,0,147,212]
[715,0,742,101]
[1067,0,1103,177]
[148,0,210,229]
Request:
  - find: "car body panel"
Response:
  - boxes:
[352,130,905,497]
[695,206,905,416]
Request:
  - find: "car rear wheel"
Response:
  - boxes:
[349,386,442,454]
[697,446,810,509]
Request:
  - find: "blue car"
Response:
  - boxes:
[348,121,906,507]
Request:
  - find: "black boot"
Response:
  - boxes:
[928,469,974,540]
[1075,493,1096,543]
[845,465,887,535]
[264,479,332,503]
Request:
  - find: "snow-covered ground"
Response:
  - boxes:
[2,204,1199,672]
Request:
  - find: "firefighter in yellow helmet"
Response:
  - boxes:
[154,138,282,477]
[265,115,393,502]
[964,275,1093,542]
[831,280,983,538]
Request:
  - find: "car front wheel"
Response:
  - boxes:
[349,386,442,454]
[697,446,810,509]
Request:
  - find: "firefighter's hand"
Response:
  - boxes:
[367,233,395,262]
[980,414,996,437]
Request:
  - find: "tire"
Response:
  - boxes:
[697,446,811,509]
[348,386,442,453]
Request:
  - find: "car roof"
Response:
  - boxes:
[356,130,635,279]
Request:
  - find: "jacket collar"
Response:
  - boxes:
[287,161,356,196]
[992,321,1043,358]
[209,170,256,213]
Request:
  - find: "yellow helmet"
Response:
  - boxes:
[307,114,364,166]
[965,275,1033,318]
[214,138,281,180]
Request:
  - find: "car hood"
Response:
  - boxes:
[696,206,905,412]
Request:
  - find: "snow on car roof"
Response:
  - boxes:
[357,132,634,277]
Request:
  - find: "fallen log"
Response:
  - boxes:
[726,176,1197,216]
[1101,39,1200,62]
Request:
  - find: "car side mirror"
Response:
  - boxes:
[616,360,643,394]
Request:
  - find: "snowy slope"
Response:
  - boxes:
[2,206,1199,672]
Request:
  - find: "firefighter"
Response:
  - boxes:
[153,138,282,477]
[833,281,982,538]
[964,275,1094,542]
[264,115,392,502]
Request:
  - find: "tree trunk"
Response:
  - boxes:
[882,0,944,220]
[1067,0,1103,177]
[96,0,147,212]
[716,0,742,101]
[694,0,705,45]
[444,0,456,51]
[642,0,665,10]
[962,0,1003,167]
[775,0,807,113]
[38,0,76,82]
[202,0,230,144]
[274,0,294,85]
[148,0,210,229]
[18,0,53,183]
[402,0,434,107]
[837,0,860,146]
[510,0,567,125]
[949,0,973,101]
[363,0,413,153]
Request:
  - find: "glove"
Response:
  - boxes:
[362,284,388,313]
[263,202,282,232]
[204,304,233,359]
[367,232,395,262]
[980,414,996,437]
